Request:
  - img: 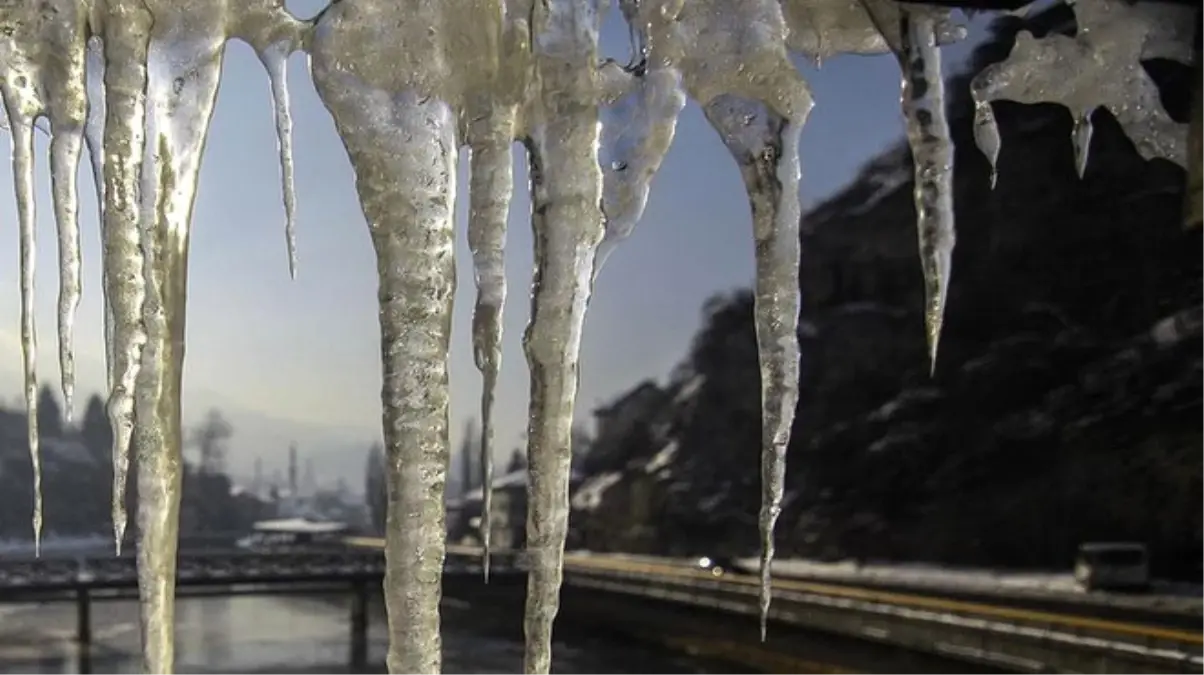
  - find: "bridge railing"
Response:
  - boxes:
[0,549,389,593]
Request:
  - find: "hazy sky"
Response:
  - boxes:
[0,7,989,487]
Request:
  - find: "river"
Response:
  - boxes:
[0,593,728,674]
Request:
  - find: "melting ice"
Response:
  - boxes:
[0,0,1192,673]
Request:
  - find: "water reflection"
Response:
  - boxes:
[0,593,723,674]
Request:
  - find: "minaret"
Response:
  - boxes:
[288,443,298,495]
[303,456,315,496]
[253,457,263,497]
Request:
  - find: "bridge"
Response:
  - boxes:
[4,539,1199,673]
[0,545,514,674]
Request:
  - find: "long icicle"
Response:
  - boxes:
[256,41,299,279]
[133,35,227,674]
[521,10,605,668]
[898,9,956,373]
[101,0,152,566]
[3,90,43,554]
[50,124,85,425]
[467,109,514,582]
[703,94,807,641]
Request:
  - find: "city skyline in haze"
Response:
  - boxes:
[0,8,991,488]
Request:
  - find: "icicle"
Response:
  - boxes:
[520,2,607,671]
[256,41,299,279]
[973,101,1000,189]
[49,107,87,423]
[84,38,114,386]
[467,112,514,582]
[312,55,457,675]
[640,0,811,639]
[2,90,43,555]
[1072,113,1093,178]
[595,66,685,277]
[50,126,85,425]
[897,9,956,373]
[100,0,152,579]
[703,93,808,641]
[133,24,227,673]
[970,1,1189,171]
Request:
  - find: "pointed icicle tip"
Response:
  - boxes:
[1073,113,1093,179]
[926,308,943,376]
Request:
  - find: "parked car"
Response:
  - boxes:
[1074,542,1150,592]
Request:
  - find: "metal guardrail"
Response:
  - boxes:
[345,538,1202,674]
[559,557,1204,674]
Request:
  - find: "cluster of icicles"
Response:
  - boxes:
[0,0,1190,672]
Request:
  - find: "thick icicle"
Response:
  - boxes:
[100,0,152,569]
[133,19,227,672]
[256,42,299,279]
[897,10,956,373]
[310,0,515,667]
[520,1,606,670]
[467,113,514,582]
[2,90,43,553]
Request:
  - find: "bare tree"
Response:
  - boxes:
[188,408,233,476]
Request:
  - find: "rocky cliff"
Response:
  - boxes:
[568,10,1202,579]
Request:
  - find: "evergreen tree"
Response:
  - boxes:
[365,443,387,533]
[36,384,63,439]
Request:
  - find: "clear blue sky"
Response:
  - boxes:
[0,8,988,488]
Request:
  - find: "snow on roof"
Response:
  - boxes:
[252,518,349,534]
[571,471,621,511]
[461,467,585,502]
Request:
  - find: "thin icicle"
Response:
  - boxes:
[50,127,85,424]
[467,113,514,583]
[84,38,114,386]
[644,0,812,638]
[897,10,956,373]
[256,41,299,279]
[100,0,152,565]
[42,15,90,427]
[3,93,43,554]
[703,94,807,641]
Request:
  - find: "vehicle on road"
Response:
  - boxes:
[695,555,741,577]
[1074,542,1151,592]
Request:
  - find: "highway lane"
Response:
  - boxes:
[346,538,1202,651]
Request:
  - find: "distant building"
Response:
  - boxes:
[450,466,584,549]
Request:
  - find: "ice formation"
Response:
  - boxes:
[0,0,1193,673]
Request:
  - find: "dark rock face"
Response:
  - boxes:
[570,12,1202,580]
